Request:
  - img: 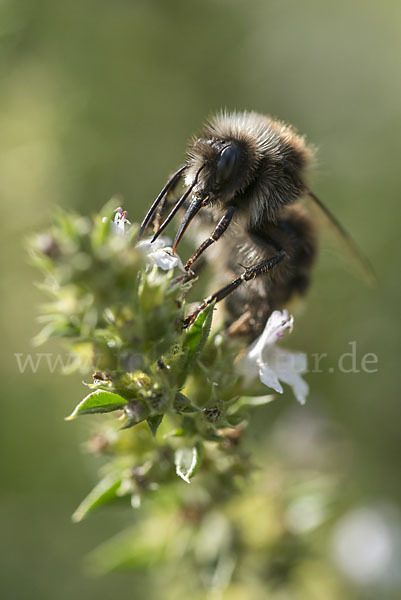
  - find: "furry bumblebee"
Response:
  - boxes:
[139,111,373,337]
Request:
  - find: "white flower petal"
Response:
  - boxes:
[264,347,308,375]
[258,363,284,394]
[151,248,184,271]
[239,310,309,405]
[103,209,131,236]
[111,221,125,235]
[114,209,131,235]
[136,237,185,272]
[237,354,260,384]
[275,365,309,405]
[265,347,309,405]
[136,236,172,252]
[283,371,309,405]
[247,309,293,361]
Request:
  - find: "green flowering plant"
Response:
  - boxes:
[28,201,349,598]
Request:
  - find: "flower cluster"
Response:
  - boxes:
[30,203,313,593]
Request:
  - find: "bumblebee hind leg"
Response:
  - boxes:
[183,250,286,328]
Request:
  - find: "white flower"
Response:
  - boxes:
[135,237,185,272]
[239,310,309,405]
[103,208,185,272]
[102,208,131,236]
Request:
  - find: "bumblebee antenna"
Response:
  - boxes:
[151,164,205,243]
[138,165,187,238]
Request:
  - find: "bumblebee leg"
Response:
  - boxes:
[139,165,186,238]
[183,250,286,328]
[153,181,181,234]
[152,164,205,243]
[184,206,236,273]
[173,256,207,285]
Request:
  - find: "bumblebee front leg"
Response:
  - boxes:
[153,177,183,234]
[184,206,236,274]
[183,250,286,328]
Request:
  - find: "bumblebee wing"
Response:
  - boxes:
[305,190,376,286]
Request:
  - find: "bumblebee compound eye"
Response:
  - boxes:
[215,144,240,184]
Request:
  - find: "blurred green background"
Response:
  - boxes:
[1,0,400,598]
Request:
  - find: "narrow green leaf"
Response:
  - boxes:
[72,473,123,523]
[225,396,275,426]
[174,443,202,484]
[226,411,247,427]
[85,519,170,574]
[181,303,215,378]
[184,303,214,356]
[146,414,164,437]
[99,198,121,218]
[163,427,184,438]
[33,321,79,346]
[174,392,201,414]
[66,390,127,420]
[235,394,275,409]
[91,214,112,249]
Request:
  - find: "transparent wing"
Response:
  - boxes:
[305,190,376,286]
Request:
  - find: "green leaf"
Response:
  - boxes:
[234,394,275,409]
[99,198,122,218]
[33,320,79,346]
[173,392,201,414]
[66,390,127,420]
[91,214,113,249]
[120,400,149,429]
[85,518,171,574]
[225,395,275,426]
[174,443,202,484]
[163,427,184,438]
[72,473,123,523]
[181,303,214,377]
[146,414,164,437]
